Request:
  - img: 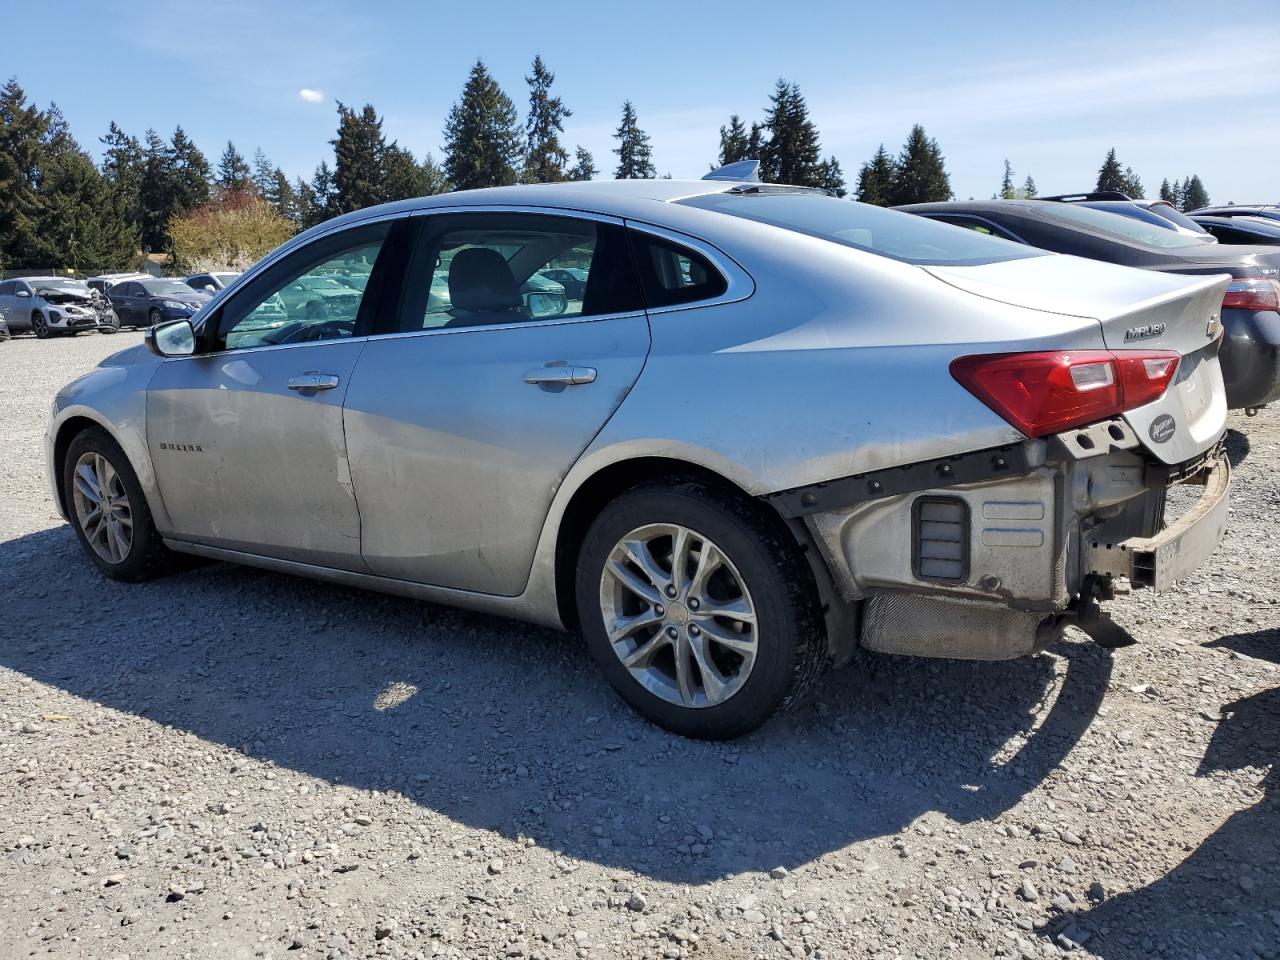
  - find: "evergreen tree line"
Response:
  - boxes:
[0,62,1219,273]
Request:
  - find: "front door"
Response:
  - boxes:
[343,211,651,595]
[146,220,398,570]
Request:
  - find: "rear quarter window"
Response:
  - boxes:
[628,231,728,307]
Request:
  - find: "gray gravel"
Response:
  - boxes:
[1,330,1277,960]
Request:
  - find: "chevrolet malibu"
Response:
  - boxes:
[47,171,1232,739]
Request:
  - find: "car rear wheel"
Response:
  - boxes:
[31,312,49,339]
[63,427,180,581]
[576,480,827,739]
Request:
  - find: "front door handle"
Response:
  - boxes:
[523,364,597,386]
[287,373,341,391]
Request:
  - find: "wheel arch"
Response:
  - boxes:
[551,455,854,660]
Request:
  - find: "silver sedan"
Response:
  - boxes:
[47,168,1232,739]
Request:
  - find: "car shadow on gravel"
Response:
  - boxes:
[1,523,1114,885]
[1225,428,1251,468]
[1047,626,1279,958]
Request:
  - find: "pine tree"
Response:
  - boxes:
[419,152,449,195]
[138,128,171,250]
[1120,166,1144,199]
[999,159,1016,200]
[522,55,571,183]
[37,146,135,269]
[443,61,523,191]
[251,148,276,197]
[383,143,445,201]
[1159,178,1175,203]
[1022,175,1037,199]
[1095,148,1128,194]
[100,121,143,241]
[612,101,655,179]
[759,80,824,186]
[270,168,296,222]
[292,177,316,228]
[817,156,846,197]
[308,160,337,225]
[0,78,49,268]
[332,103,389,211]
[167,126,210,214]
[568,146,597,181]
[1182,174,1209,212]
[888,125,952,205]
[218,141,252,192]
[855,145,897,206]
[717,114,751,167]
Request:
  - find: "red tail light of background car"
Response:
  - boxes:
[1222,277,1280,312]
[950,349,1182,438]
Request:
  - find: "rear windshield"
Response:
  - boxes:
[1039,203,1207,249]
[678,192,1040,266]
[1144,202,1210,235]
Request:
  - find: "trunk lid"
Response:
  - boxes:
[926,254,1229,465]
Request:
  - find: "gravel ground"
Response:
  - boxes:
[1,331,1277,960]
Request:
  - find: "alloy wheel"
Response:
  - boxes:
[71,451,134,564]
[32,313,48,339]
[598,523,758,708]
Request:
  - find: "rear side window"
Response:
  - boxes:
[929,215,1023,243]
[628,231,728,307]
[680,192,1040,266]
[0,282,13,296]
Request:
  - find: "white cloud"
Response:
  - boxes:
[299,88,324,104]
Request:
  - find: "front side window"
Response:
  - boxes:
[399,213,643,332]
[680,191,1041,266]
[214,223,391,350]
[0,282,13,296]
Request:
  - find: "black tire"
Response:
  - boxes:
[62,427,180,582]
[148,308,162,327]
[575,480,827,740]
[32,312,50,339]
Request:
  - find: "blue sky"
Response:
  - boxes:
[20,0,1280,202]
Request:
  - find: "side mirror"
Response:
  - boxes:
[145,319,196,358]
[16,290,30,298]
[525,291,568,319]
[203,285,216,294]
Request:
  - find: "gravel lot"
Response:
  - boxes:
[1,331,1277,960]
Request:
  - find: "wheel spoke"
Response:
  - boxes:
[74,464,102,504]
[697,595,757,625]
[688,541,725,602]
[605,557,662,606]
[697,618,758,657]
[607,607,662,644]
[669,527,693,593]
[688,633,729,704]
[673,636,697,706]
[621,631,670,669]
[619,538,671,593]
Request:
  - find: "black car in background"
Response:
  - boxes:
[1193,215,1280,246]
[896,199,1280,412]
[1041,191,1214,240]
[1190,204,1280,224]
[106,277,211,329]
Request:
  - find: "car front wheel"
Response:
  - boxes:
[32,312,49,339]
[576,480,827,739]
[63,427,179,581]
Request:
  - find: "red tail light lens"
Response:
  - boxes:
[1223,277,1280,312]
[951,349,1181,438]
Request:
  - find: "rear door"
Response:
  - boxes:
[343,210,651,594]
[109,282,142,327]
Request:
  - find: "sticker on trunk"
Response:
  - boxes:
[1149,414,1177,443]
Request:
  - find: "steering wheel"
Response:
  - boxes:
[278,318,355,344]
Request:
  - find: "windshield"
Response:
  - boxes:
[679,192,1040,266]
[214,273,239,285]
[34,279,90,295]
[1040,203,1211,250]
[142,279,199,296]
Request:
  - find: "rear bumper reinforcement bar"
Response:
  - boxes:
[1086,455,1230,590]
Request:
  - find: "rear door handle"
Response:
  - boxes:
[523,364,597,386]
[287,373,341,391]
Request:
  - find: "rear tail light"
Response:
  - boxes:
[950,349,1181,438]
[1223,277,1280,312]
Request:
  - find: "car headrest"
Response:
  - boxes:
[448,248,522,314]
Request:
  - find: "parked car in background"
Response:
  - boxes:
[48,173,1231,739]
[106,278,211,329]
[0,314,9,340]
[539,266,589,300]
[86,272,150,296]
[0,277,119,338]
[185,272,240,294]
[897,199,1280,412]
[1193,215,1280,246]
[1189,204,1280,224]
[1041,192,1214,240]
